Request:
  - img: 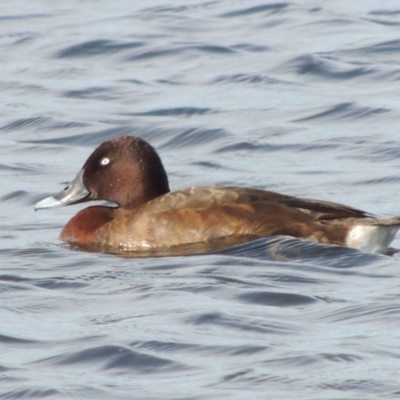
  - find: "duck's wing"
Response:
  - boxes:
[280,197,372,220]
[143,186,372,221]
[225,186,372,221]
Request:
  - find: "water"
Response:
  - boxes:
[1,1,400,399]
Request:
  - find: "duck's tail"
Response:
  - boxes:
[345,217,400,253]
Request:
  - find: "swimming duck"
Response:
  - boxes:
[35,136,400,254]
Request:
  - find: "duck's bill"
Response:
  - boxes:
[35,170,91,210]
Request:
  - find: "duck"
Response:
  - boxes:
[35,135,400,255]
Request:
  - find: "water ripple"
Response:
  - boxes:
[1,117,86,133]
[213,73,292,85]
[131,107,214,117]
[126,44,236,61]
[288,54,376,79]
[235,291,316,307]
[185,311,300,335]
[319,304,400,324]
[55,40,145,58]
[293,102,390,123]
[221,3,290,18]
[1,388,60,400]
[34,345,186,373]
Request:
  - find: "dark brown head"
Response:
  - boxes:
[82,136,170,207]
[35,136,170,210]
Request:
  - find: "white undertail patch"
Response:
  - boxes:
[346,225,400,253]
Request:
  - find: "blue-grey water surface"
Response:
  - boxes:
[2,1,400,399]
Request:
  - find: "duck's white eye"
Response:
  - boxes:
[100,157,110,166]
